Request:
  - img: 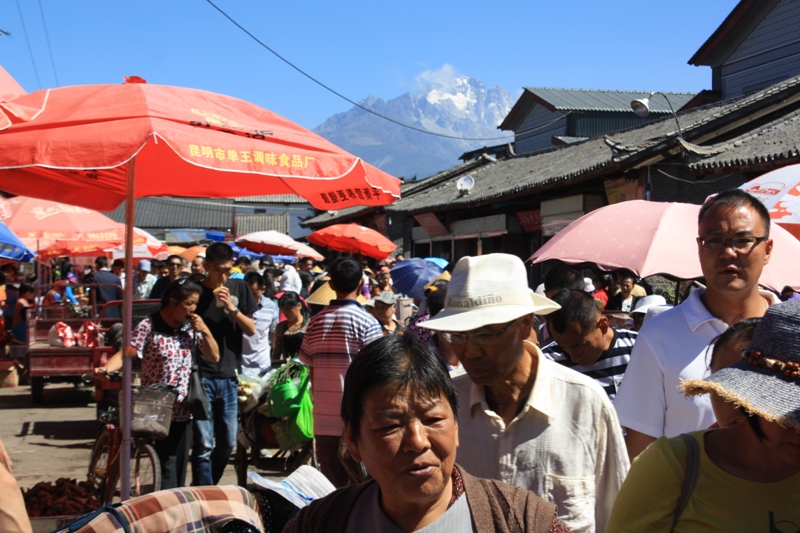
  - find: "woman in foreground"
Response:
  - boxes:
[284,334,569,533]
[607,301,800,532]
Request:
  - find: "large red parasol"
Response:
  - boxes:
[0,75,400,499]
[529,200,800,292]
[0,78,400,211]
[307,223,396,260]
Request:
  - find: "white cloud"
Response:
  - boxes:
[415,64,462,91]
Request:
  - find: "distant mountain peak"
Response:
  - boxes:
[314,73,514,179]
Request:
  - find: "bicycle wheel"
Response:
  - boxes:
[107,441,161,502]
[87,428,112,501]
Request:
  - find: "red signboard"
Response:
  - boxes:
[414,212,449,237]
[516,210,541,232]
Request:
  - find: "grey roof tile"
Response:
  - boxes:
[525,87,696,113]
[235,213,290,235]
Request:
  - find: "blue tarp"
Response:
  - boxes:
[0,221,35,262]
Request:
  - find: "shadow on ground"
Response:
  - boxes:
[0,386,94,410]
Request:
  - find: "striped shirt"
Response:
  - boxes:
[299,299,383,436]
[542,328,637,401]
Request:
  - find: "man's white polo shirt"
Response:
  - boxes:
[614,288,779,439]
[453,341,629,533]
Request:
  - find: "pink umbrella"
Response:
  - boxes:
[739,163,800,240]
[529,200,800,292]
[235,230,324,261]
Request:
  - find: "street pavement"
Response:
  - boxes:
[0,382,277,492]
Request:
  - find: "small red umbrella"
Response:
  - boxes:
[529,200,800,292]
[739,163,800,240]
[307,223,396,260]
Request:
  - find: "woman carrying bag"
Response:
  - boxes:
[96,279,219,490]
[607,300,800,532]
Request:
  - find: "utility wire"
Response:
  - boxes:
[206,0,526,143]
[36,0,59,87]
[14,0,41,90]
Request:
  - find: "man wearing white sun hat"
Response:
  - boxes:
[422,253,629,533]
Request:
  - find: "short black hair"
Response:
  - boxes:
[160,278,203,310]
[342,334,458,443]
[548,289,602,334]
[616,269,637,283]
[328,257,362,294]
[244,271,265,289]
[19,282,35,296]
[205,243,234,264]
[699,189,771,237]
[235,256,251,267]
[112,259,124,269]
[544,263,584,293]
[95,256,109,268]
[165,254,183,265]
[298,270,314,290]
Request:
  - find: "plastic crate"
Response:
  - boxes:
[131,386,177,439]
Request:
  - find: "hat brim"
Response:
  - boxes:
[682,359,800,429]
[421,293,560,332]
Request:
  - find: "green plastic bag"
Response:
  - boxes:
[267,364,304,418]
[287,369,314,442]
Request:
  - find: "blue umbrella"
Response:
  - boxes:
[230,244,262,259]
[391,258,444,300]
[0,220,35,262]
[424,257,449,270]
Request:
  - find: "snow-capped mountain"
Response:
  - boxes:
[314,76,515,180]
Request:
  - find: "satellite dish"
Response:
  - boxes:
[456,175,475,193]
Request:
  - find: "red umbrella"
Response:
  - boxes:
[0,79,399,211]
[236,231,325,261]
[529,200,800,292]
[0,76,400,499]
[1,195,126,250]
[307,223,397,260]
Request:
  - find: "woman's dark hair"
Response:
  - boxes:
[262,271,276,299]
[160,279,203,310]
[707,317,761,370]
[279,291,309,321]
[594,274,611,290]
[341,334,459,443]
[425,279,449,317]
[298,270,314,290]
[244,271,265,289]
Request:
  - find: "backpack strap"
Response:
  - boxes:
[672,433,700,528]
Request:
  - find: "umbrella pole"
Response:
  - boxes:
[120,159,136,501]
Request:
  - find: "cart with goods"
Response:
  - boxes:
[234,360,315,485]
[24,282,160,404]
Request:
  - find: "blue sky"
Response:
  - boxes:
[0,1,738,134]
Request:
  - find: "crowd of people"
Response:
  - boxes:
[1,187,799,532]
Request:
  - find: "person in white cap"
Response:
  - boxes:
[422,253,629,533]
[628,294,669,331]
[132,259,157,300]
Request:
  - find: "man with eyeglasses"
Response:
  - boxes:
[149,255,185,300]
[615,189,777,461]
[422,253,629,533]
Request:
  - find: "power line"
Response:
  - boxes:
[14,0,41,90]
[36,0,59,87]
[205,0,518,142]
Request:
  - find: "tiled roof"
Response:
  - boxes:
[553,136,589,145]
[386,74,800,215]
[232,195,308,204]
[686,108,800,171]
[235,212,290,235]
[524,87,696,113]
[105,197,234,229]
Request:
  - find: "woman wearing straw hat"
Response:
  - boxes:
[607,300,800,532]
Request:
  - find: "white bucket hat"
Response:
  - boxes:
[421,253,560,332]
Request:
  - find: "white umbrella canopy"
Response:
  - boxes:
[236,230,324,261]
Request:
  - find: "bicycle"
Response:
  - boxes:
[86,372,164,503]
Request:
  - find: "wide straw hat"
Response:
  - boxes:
[422,253,560,332]
[682,299,800,429]
[306,280,368,306]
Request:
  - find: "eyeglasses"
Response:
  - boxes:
[168,262,183,267]
[441,319,518,345]
[697,236,768,252]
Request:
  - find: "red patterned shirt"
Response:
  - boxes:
[131,312,203,422]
